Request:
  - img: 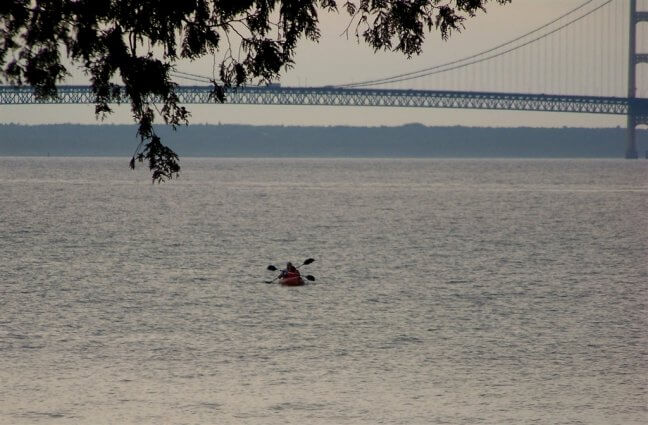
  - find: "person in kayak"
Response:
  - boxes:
[280,262,300,278]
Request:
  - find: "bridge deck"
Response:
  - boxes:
[0,85,639,116]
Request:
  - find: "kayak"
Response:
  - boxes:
[278,272,305,286]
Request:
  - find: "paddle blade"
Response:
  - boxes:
[304,275,315,281]
[302,258,315,266]
[267,265,278,271]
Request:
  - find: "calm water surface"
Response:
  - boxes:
[0,158,646,424]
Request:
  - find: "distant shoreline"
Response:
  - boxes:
[1,123,646,158]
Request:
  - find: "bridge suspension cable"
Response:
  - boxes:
[336,0,620,94]
[171,70,213,84]
[335,0,605,88]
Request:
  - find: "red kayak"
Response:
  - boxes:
[278,272,305,286]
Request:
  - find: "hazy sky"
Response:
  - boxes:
[1,0,645,128]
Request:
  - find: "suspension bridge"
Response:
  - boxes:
[1,0,647,158]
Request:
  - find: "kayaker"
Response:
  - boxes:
[280,262,300,278]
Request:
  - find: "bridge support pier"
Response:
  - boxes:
[627,0,646,159]
[626,115,638,159]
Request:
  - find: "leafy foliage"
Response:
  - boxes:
[1,0,509,182]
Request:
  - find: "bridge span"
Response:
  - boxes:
[0,85,641,118]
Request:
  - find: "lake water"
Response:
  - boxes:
[1,157,646,424]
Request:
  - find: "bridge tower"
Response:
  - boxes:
[627,0,648,158]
